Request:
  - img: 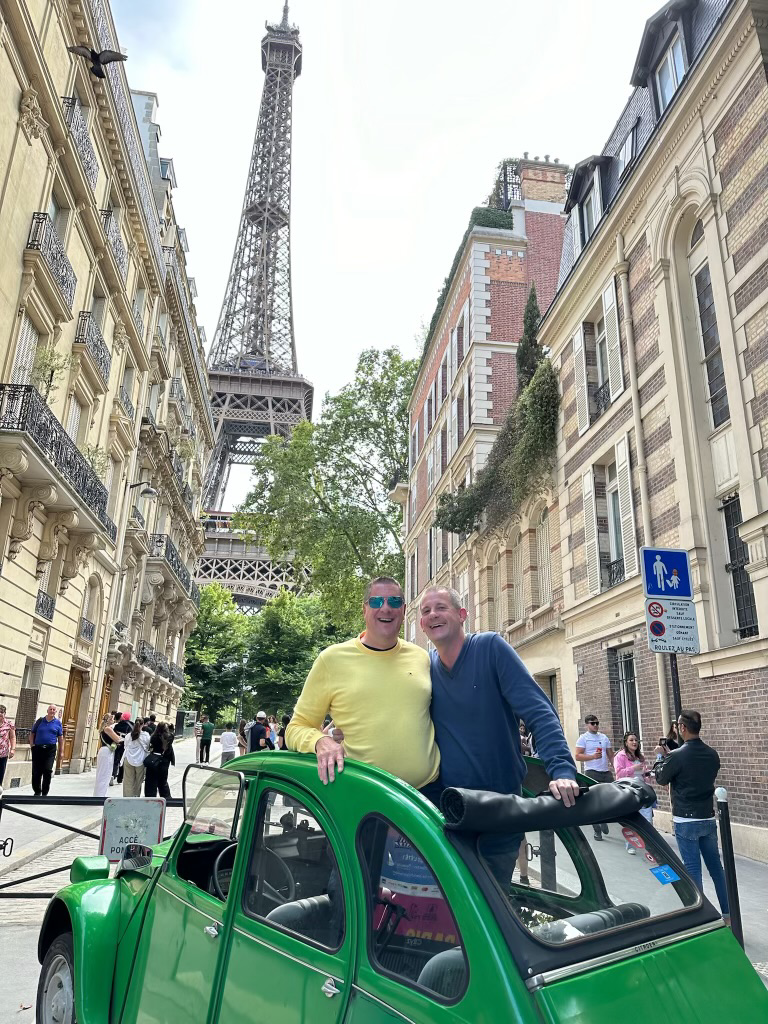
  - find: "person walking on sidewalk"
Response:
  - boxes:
[653,709,730,922]
[93,714,124,797]
[194,717,203,762]
[220,723,238,765]
[0,704,16,788]
[29,705,63,797]
[122,718,151,796]
[111,711,132,786]
[145,723,174,799]
[237,719,248,757]
[574,715,615,840]
[614,732,653,853]
[199,715,214,763]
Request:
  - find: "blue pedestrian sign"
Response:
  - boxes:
[640,547,693,600]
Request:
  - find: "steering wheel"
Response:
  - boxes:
[259,847,296,909]
[212,842,238,901]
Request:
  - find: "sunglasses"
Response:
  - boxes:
[367,596,404,609]
[587,720,599,726]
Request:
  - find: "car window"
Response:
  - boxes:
[243,789,344,951]
[358,816,468,1003]
[479,819,699,945]
[183,764,244,839]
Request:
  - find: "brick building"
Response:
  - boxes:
[398,158,570,716]
[538,0,768,858]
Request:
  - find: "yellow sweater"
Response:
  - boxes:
[286,635,440,790]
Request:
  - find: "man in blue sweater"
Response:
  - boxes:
[420,587,579,888]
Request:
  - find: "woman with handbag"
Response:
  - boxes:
[122,718,150,796]
[144,722,174,799]
[93,714,123,797]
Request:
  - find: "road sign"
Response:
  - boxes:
[99,797,166,863]
[640,546,693,599]
[644,598,700,655]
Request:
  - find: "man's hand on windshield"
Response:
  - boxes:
[549,778,580,807]
[315,735,345,784]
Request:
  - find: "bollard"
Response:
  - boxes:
[715,787,744,948]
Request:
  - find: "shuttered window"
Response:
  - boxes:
[466,371,472,430]
[65,398,83,441]
[426,448,434,495]
[11,314,40,385]
[573,326,589,435]
[603,278,624,401]
[615,435,638,578]
[39,558,53,596]
[536,508,553,605]
[582,469,600,594]
[510,537,524,622]
[435,428,442,483]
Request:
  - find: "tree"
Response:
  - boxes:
[236,347,416,632]
[182,584,250,719]
[241,591,344,718]
[516,284,544,392]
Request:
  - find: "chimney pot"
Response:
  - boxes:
[523,151,529,159]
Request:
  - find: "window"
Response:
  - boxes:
[427,393,433,434]
[243,790,344,950]
[613,647,640,737]
[440,355,448,403]
[575,277,623,432]
[656,34,685,112]
[720,494,758,639]
[427,527,434,579]
[440,424,447,473]
[510,534,524,622]
[409,552,417,600]
[536,507,552,605]
[488,554,501,631]
[692,262,729,429]
[358,816,467,1002]
[616,126,635,177]
[11,313,40,386]
[410,426,418,473]
[65,397,83,441]
[582,188,596,241]
[465,371,472,431]
[595,316,608,387]
[91,289,107,330]
[426,448,434,496]
[606,460,624,567]
[456,392,465,447]
[47,191,67,238]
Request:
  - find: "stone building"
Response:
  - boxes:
[538,0,768,859]
[400,158,570,716]
[0,0,212,785]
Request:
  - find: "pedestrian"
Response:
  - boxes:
[237,719,248,757]
[111,711,132,786]
[655,722,681,756]
[277,714,291,750]
[220,722,238,765]
[267,715,278,745]
[574,715,615,840]
[199,715,214,763]
[29,705,63,797]
[122,717,151,796]
[653,709,730,923]
[145,713,157,736]
[0,704,16,788]
[93,714,123,797]
[194,717,203,762]
[145,722,174,799]
[519,721,533,757]
[249,711,274,752]
[614,732,653,853]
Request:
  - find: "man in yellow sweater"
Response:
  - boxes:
[286,577,441,797]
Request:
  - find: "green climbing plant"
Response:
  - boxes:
[78,443,111,480]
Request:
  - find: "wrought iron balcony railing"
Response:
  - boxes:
[181,483,193,512]
[78,617,96,642]
[26,214,77,310]
[169,377,186,406]
[75,312,111,387]
[155,652,170,679]
[100,209,128,282]
[605,557,625,589]
[171,451,184,484]
[0,385,116,541]
[149,533,191,592]
[593,379,611,419]
[118,384,135,421]
[137,639,157,670]
[36,591,55,620]
[62,97,99,190]
[142,406,157,429]
[129,505,145,528]
[189,581,201,608]
[170,662,185,686]
[132,299,144,339]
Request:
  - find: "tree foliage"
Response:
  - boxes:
[516,284,544,392]
[434,359,560,534]
[182,584,250,719]
[235,348,416,632]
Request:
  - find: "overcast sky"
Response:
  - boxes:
[112,0,664,504]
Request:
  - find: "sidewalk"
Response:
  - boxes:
[0,734,221,878]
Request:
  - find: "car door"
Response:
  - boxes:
[118,766,246,1024]
[215,780,354,1024]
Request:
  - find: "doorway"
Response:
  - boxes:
[59,668,84,771]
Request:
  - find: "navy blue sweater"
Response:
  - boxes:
[430,632,577,794]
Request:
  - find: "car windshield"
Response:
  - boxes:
[478,814,700,947]
[183,765,244,840]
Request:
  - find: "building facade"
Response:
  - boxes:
[0,0,212,785]
[401,159,570,717]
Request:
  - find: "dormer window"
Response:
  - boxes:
[616,126,636,178]
[582,187,597,241]
[656,34,685,112]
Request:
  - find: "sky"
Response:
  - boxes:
[112,0,665,505]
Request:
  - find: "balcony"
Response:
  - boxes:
[142,406,157,430]
[78,617,95,643]
[36,591,55,620]
[129,505,145,529]
[61,97,99,190]
[0,385,116,541]
[100,210,128,282]
[605,557,625,589]
[181,483,193,513]
[593,380,611,421]
[137,639,157,671]
[170,662,185,686]
[156,652,170,679]
[149,533,191,592]
[189,581,201,609]
[25,214,77,312]
[163,246,214,435]
[171,450,184,485]
[152,328,171,380]
[169,377,186,408]
[118,384,135,421]
[74,312,111,388]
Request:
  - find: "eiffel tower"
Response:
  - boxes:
[198,2,313,612]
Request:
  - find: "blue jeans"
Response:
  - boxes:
[674,818,729,916]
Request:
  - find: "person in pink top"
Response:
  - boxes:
[614,732,654,854]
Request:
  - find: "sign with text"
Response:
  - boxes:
[99,797,166,863]
[640,547,693,599]
[644,598,700,655]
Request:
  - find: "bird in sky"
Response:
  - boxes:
[67,45,127,79]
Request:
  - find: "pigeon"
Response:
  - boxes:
[67,45,127,79]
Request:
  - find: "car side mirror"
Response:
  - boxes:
[70,856,110,883]
[116,843,155,878]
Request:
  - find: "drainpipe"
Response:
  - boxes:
[616,233,670,732]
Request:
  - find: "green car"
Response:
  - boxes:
[37,753,768,1023]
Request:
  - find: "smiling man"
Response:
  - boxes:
[286,577,441,796]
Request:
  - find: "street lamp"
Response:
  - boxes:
[126,481,158,500]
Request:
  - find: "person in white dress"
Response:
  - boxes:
[93,714,123,797]
[122,718,151,796]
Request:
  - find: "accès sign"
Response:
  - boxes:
[99,797,166,863]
